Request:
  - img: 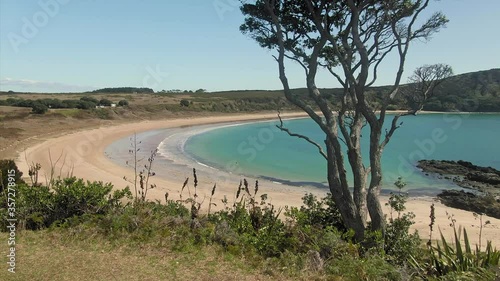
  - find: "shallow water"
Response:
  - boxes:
[183,114,500,194]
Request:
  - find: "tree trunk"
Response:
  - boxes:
[367,186,385,232]
[367,128,386,233]
[347,115,368,224]
[325,139,366,241]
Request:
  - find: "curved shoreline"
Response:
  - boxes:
[111,119,447,196]
[16,112,500,246]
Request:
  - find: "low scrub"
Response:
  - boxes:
[411,226,500,280]
[1,161,499,279]
[0,177,131,230]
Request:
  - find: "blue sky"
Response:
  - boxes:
[0,0,499,93]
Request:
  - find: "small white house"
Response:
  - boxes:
[111,103,116,107]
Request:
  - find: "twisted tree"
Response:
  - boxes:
[240,0,449,240]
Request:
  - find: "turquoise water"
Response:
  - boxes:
[184,114,500,194]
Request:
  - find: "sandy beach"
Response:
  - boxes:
[16,112,500,247]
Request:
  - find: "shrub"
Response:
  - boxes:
[51,178,128,221]
[285,193,345,232]
[93,200,190,244]
[0,177,132,230]
[76,100,96,109]
[80,96,99,104]
[91,108,112,119]
[31,102,48,114]
[180,99,190,107]
[118,100,129,106]
[411,226,499,280]
[99,99,113,106]
[386,104,399,110]
[384,177,421,264]
[0,159,24,193]
[62,99,80,108]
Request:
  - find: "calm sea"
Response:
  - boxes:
[184,114,500,194]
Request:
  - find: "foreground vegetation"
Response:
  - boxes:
[1,161,498,280]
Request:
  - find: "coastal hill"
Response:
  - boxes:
[1,68,500,113]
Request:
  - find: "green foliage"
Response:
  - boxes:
[0,159,24,192]
[76,100,96,109]
[285,192,345,231]
[99,98,113,106]
[211,180,290,258]
[91,108,112,119]
[90,87,154,94]
[384,177,421,264]
[386,104,399,110]
[0,177,132,230]
[411,226,499,280]
[179,99,190,107]
[4,169,498,279]
[325,254,402,281]
[80,96,99,104]
[51,178,127,221]
[93,200,191,244]
[31,102,48,114]
[118,99,129,106]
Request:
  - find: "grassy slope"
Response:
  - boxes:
[2,230,280,281]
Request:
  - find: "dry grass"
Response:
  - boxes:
[0,93,181,106]
[0,230,279,281]
[0,91,284,160]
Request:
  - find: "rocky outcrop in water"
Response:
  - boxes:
[418,160,500,219]
[417,160,500,193]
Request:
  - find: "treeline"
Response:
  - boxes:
[325,69,500,112]
[193,69,500,113]
[0,97,129,114]
[422,68,500,112]
[89,87,154,94]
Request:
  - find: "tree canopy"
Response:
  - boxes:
[241,0,449,240]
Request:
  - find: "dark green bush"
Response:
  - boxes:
[386,104,399,110]
[51,178,130,221]
[31,102,48,114]
[118,100,129,106]
[99,98,113,106]
[80,96,99,104]
[62,99,80,108]
[0,177,132,230]
[0,159,24,193]
[285,193,345,232]
[76,100,96,109]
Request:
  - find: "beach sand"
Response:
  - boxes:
[16,112,500,247]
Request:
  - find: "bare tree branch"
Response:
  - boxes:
[276,110,328,160]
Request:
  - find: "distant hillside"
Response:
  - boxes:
[207,68,500,112]
[1,69,499,113]
[423,68,500,112]
[89,87,154,94]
